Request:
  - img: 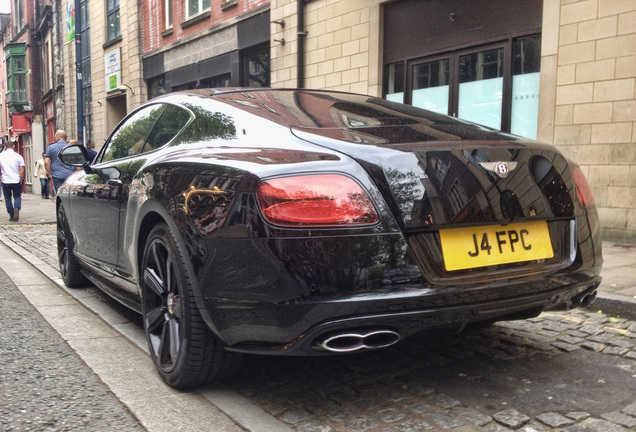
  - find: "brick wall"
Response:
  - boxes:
[539,0,636,241]
[144,0,269,53]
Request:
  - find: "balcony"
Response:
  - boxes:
[6,89,28,107]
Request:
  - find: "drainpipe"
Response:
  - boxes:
[75,0,83,144]
[297,0,307,88]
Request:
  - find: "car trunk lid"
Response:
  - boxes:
[291,125,578,281]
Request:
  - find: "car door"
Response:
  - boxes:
[68,104,167,285]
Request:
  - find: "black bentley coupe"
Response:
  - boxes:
[56,88,602,388]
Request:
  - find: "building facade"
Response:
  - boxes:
[269,0,636,242]
[141,0,270,100]
[3,0,46,194]
[4,0,636,241]
[0,14,10,143]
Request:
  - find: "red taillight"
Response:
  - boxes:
[256,174,379,226]
[572,166,595,207]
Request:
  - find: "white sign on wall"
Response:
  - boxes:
[105,48,121,92]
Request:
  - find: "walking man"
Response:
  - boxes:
[45,130,75,193]
[0,140,25,221]
[85,140,98,163]
[35,152,50,199]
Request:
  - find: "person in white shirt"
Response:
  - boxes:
[35,152,50,199]
[0,140,25,221]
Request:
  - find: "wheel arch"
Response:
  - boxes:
[134,200,221,335]
[136,209,166,278]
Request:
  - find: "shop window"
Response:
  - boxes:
[148,76,167,100]
[200,74,231,89]
[242,44,270,88]
[385,63,404,104]
[458,47,504,130]
[412,58,449,114]
[172,81,198,92]
[385,35,541,138]
[511,35,541,139]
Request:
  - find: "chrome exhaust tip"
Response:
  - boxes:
[572,289,598,308]
[313,329,401,353]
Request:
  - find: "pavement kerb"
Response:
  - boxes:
[0,233,294,432]
[591,292,636,321]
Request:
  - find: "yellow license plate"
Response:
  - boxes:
[439,221,554,271]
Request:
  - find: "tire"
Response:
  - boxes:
[57,205,87,287]
[141,223,239,388]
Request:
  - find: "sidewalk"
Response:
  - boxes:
[0,191,57,224]
[1,192,635,317]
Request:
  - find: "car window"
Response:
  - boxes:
[142,105,192,153]
[101,105,165,163]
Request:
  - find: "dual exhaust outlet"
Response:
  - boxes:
[313,328,401,353]
[571,288,598,308]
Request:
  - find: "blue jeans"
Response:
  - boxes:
[40,177,50,198]
[2,182,22,219]
[52,177,66,194]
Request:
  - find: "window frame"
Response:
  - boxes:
[107,0,121,42]
[5,44,28,105]
[99,103,192,163]
[241,43,270,88]
[384,33,540,137]
[186,0,211,20]
[165,0,173,30]
[12,0,24,34]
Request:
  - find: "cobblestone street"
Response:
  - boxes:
[1,222,635,432]
[225,309,636,432]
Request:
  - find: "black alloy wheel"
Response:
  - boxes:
[141,223,238,388]
[57,206,87,287]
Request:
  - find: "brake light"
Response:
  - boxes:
[572,166,595,207]
[256,174,379,226]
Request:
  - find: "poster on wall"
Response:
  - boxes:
[65,0,75,44]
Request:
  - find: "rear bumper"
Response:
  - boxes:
[192,209,602,355]
[205,275,601,356]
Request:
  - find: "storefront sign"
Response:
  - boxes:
[11,114,31,134]
[46,101,55,120]
[105,48,121,92]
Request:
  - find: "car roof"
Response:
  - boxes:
[156,88,527,145]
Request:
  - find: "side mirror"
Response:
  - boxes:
[59,145,89,167]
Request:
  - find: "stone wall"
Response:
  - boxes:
[271,0,384,96]
[539,0,636,241]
